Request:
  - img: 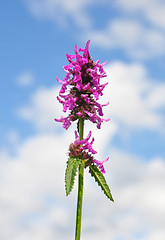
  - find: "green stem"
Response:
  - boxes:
[75,118,84,240]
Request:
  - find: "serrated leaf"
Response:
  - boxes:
[65,158,81,196]
[89,165,114,202]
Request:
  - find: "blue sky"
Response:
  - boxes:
[0,0,165,239]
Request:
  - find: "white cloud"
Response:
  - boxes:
[0,133,70,239]
[23,0,93,28]
[116,0,165,29]
[0,133,165,239]
[23,0,165,59]
[18,86,62,132]
[104,61,165,130]
[146,84,165,109]
[7,130,20,145]
[16,71,34,87]
[83,151,165,240]
[18,61,165,134]
[88,19,165,58]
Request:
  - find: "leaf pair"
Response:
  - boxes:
[65,157,114,202]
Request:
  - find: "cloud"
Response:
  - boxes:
[146,84,165,109]
[7,130,20,145]
[0,133,71,239]
[16,71,34,87]
[82,150,165,240]
[18,61,165,134]
[23,0,93,28]
[88,19,165,58]
[17,86,62,132]
[0,132,165,239]
[116,0,165,29]
[23,0,165,59]
[104,61,165,130]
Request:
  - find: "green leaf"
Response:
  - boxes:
[65,158,81,196]
[89,165,114,202]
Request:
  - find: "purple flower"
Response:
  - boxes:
[93,158,109,174]
[68,131,109,173]
[55,40,110,129]
[54,116,71,130]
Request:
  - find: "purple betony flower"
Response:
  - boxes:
[55,40,110,173]
[54,40,110,130]
[68,131,108,174]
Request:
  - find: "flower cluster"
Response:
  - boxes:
[69,131,109,174]
[54,40,110,129]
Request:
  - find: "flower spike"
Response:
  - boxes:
[55,40,110,129]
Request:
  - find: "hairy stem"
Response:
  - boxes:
[75,118,84,240]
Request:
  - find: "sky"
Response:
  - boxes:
[0,0,165,239]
